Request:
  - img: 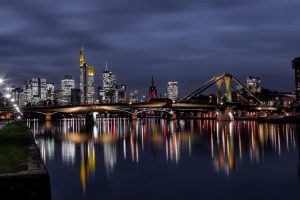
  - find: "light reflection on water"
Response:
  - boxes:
[28,118,300,200]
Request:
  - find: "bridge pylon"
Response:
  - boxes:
[224,74,232,103]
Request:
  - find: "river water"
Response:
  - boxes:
[28,118,300,200]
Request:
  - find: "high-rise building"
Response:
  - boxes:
[167,81,178,101]
[61,75,75,104]
[148,76,157,99]
[23,77,53,105]
[80,47,95,104]
[292,57,300,103]
[118,85,126,103]
[103,63,116,90]
[23,80,32,106]
[246,76,261,94]
[71,88,81,105]
[54,90,63,105]
[46,83,55,102]
[11,87,22,106]
[99,63,124,103]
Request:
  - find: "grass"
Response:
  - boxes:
[0,122,30,174]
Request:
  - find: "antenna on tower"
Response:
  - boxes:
[81,41,84,51]
[105,61,108,71]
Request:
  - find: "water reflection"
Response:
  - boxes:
[28,118,299,195]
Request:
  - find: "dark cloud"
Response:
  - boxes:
[0,0,298,96]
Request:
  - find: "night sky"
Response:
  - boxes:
[1,0,299,97]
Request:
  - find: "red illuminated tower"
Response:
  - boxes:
[148,76,157,99]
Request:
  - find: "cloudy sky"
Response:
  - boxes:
[1,0,299,97]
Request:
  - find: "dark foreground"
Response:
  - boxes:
[0,122,51,199]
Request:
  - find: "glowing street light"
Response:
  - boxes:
[5,94,11,99]
[10,98,15,102]
[0,78,3,84]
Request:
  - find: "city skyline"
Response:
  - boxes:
[0,0,299,95]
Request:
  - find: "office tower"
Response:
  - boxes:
[148,76,157,99]
[61,75,75,104]
[167,81,179,101]
[54,90,63,104]
[46,83,55,102]
[118,85,127,103]
[11,87,22,106]
[246,76,261,94]
[80,47,95,104]
[292,57,300,103]
[99,63,123,103]
[23,80,32,106]
[71,88,81,104]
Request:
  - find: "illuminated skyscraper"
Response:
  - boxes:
[46,83,55,102]
[80,47,95,104]
[246,76,261,94]
[148,76,157,99]
[167,81,178,101]
[99,63,124,103]
[61,75,75,104]
[292,57,300,103]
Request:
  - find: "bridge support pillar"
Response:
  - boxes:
[216,109,234,121]
[131,112,137,120]
[197,113,202,118]
[171,112,177,120]
[45,112,51,121]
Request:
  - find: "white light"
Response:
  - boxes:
[13,104,17,107]
[10,99,15,102]
[5,94,11,98]
[17,116,21,119]
[0,79,3,84]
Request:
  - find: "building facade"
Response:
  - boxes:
[167,81,179,101]
[246,76,262,94]
[80,47,95,104]
[47,83,55,101]
[23,77,53,106]
[98,63,125,103]
[71,88,81,104]
[61,75,75,104]
[292,57,300,103]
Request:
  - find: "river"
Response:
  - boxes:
[28,118,300,200]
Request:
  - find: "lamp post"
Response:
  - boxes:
[4,94,11,124]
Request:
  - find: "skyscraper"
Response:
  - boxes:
[292,57,300,103]
[246,76,261,94]
[99,63,123,103]
[80,47,95,104]
[46,83,55,102]
[148,76,157,99]
[61,75,75,104]
[167,81,179,101]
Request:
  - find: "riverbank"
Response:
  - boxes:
[0,122,51,199]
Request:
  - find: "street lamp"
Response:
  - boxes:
[5,94,11,99]
[0,78,3,84]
